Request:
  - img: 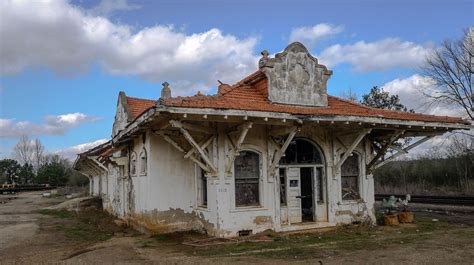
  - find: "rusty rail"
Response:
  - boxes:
[375,194,474,206]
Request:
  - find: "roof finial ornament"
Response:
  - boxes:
[161,81,171,99]
[259,50,271,69]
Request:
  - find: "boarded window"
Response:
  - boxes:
[341,153,360,200]
[130,152,137,176]
[235,151,260,207]
[139,148,147,175]
[280,139,323,165]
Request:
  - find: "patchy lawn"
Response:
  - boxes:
[37,208,474,262]
[38,209,130,242]
[187,217,473,260]
[0,193,462,264]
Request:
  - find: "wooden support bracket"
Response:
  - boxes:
[366,130,405,172]
[178,127,217,173]
[225,122,253,173]
[335,128,372,169]
[156,132,211,173]
[184,135,215,159]
[387,144,408,154]
[268,126,299,176]
[372,135,435,171]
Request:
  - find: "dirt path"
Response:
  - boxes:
[1,191,474,264]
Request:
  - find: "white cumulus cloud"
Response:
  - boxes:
[89,0,141,16]
[56,138,109,160]
[0,113,101,138]
[319,38,431,72]
[383,74,465,118]
[381,74,471,158]
[0,0,259,94]
[289,23,343,48]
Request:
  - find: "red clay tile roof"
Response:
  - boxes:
[125,71,469,125]
[126,96,156,120]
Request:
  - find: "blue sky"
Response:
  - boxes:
[0,0,472,159]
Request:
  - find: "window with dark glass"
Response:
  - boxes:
[341,153,360,200]
[234,151,260,207]
[316,167,324,203]
[279,168,286,205]
[201,170,207,206]
[280,139,322,165]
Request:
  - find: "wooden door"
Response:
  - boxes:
[286,167,302,223]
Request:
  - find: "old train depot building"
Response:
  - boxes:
[74,42,470,237]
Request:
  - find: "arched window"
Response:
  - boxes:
[139,148,147,175]
[280,139,323,165]
[341,153,360,200]
[234,150,260,207]
[130,152,137,176]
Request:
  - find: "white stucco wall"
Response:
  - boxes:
[94,123,376,237]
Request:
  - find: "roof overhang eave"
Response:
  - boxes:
[111,105,472,144]
[161,106,471,130]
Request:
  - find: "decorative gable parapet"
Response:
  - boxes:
[259,42,332,107]
[112,91,132,137]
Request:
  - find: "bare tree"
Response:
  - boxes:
[14,135,33,165]
[422,29,473,120]
[340,87,358,102]
[32,138,45,172]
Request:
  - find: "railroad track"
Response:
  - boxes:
[375,194,474,206]
[0,185,54,193]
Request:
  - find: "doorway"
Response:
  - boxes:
[300,167,314,222]
[279,138,327,224]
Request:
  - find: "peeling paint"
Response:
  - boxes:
[253,216,273,225]
[127,208,215,235]
[335,210,354,216]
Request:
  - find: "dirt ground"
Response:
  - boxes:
[1,191,474,265]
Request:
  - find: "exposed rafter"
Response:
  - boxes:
[88,156,109,173]
[169,120,214,134]
[268,126,297,137]
[109,157,128,166]
[83,159,103,176]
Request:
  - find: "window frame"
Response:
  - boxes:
[139,148,147,176]
[340,152,362,202]
[233,149,262,208]
[196,168,208,208]
[130,151,137,177]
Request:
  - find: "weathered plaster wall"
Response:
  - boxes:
[214,124,277,237]
[96,123,375,237]
[259,42,332,107]
[91,175,100,196]
[330,134,375,224]
[128,130,215,234]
